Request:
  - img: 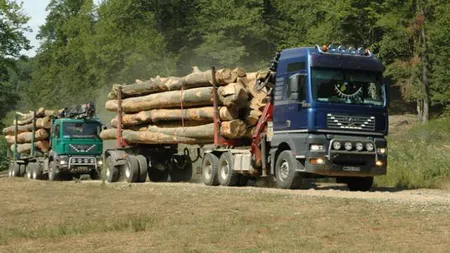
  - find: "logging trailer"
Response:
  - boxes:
[104,44,388,191]
[7,103,104,180]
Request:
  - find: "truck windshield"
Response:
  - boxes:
[311,68,384,106]
[63,122,100,138]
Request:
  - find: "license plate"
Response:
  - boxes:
[342,166,361,172]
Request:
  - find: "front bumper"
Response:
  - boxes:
[301,135,387,177]
[58,156,102,173]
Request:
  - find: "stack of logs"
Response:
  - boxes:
[100,67,271,145]
[2,108,60,154]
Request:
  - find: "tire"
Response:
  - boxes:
[275,150,303,189]
[148,165,169,182]
[135,155,148,183]
[11,163,20,177]
[124,155,140,183]
[237,175,250,187]
[169,158,193,182]
[8,162,14,177]
[105,156,119,183]
[90,170,100,180]
[19,164,26,177]
[346,177,374,192]
[48,161,60,181]
[218,152,239,186]
[31,163,43,180]
[202,153,220,186]
[27,163,38,179]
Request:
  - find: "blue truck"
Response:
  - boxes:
[200,44,388,191]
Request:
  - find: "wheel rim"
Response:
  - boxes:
[27,170,32,179]
[32,170,37,179]
[125,165,131,178]
[219,160,229,181]
[203,161,212,181]
[278,160,290,182]
[106,167,111,179]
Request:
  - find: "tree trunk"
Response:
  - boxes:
[100,120,247,144]
[217,82,249,108]
[10,141,50,153]
[419,0,430,123]
[5,129,49,144]
[107,67,236,99]
[110,106,238,126]
[106,85,247,113]
[3,117,52,135]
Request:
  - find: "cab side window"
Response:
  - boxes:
[53,124,60,139]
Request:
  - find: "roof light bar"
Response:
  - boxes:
[316,44,372,57]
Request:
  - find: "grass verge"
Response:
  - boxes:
[376,116,450,189]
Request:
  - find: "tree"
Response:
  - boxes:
[0,0,30,127]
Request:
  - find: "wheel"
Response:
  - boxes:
[8,162,14,177]
[11,163,20,177]
[148,165,169,182]
[90,169,100,180]
[105,156,119,183]
[169,157,193,182]
[218,152,239,186]
[124,155,140,183]
[275,150,303,189]
[19,164,26,177]
[27,163,38,179]
[202,153,220,186]
[346,177,374,192]
[31,163,43,180]
[237,175,250,187]
[135,155,148,183]
[48,161,60,181]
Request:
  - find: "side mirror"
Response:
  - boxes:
[288,74,300,100]
[287,73,306,101]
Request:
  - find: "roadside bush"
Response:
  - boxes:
[376,117,450,189]
[0,136,9,171]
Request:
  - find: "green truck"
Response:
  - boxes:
[8,103,104,180]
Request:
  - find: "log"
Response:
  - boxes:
[10,141,50,154]
[217,83,248,108]
[4,129,49,144]
[106,87,225,113]
[111,119,211,129]
[232,67,246,78]
[110,106,238,126]
[3,116,52,135]
[100,129,210,144]
[220,120,247,139]
[107,67,236,99]
[101,120,247,144]
[15,109,60,125]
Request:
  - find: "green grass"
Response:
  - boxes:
[376,116,450,189]
[0,136,9,171]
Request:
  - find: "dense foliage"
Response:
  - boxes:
[2,0,450,182]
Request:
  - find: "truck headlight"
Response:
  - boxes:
[366,143,374,152]
[356,142,363,151]
[344,142,352,151]
[310,144,324,152]
[333,141,341,150]
[60,160,67,165]
[98,160,103,165]
[377,148,387,155]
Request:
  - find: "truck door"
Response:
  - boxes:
[273,62,308,132]
[51,123,61,151]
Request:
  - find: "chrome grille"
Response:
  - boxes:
[327,114,375,131]
[69,144,96,153]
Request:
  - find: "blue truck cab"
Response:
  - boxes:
[268,45,388,190]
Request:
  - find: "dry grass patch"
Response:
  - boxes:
[0,178,449,253]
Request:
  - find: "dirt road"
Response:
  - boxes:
[0,177,449,253]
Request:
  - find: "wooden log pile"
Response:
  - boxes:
[101,67,272,145]
[2,108,56,154]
